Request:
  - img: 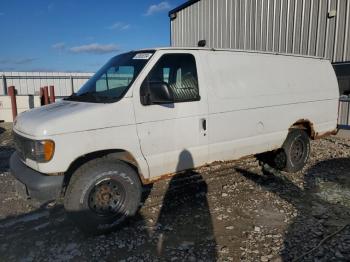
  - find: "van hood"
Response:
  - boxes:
[14,99,135,137]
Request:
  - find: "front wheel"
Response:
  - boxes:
[274,129,311,173]
[64,159,142,235]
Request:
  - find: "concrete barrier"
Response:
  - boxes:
[0,95,41,122]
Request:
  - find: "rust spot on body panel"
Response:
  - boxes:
[290,119,316,139]
[139,120,337,185]
[139,154,255,185]
[291,119,337,140]
[314,129,338,139]
[141,172,177,184]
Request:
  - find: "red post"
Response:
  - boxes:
[49,85,55,103]
[39,87,44,106]
[43,86,49,105]
[8,86,17,121]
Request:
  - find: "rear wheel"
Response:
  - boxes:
[64,158,141,235]
[274,129,310,173]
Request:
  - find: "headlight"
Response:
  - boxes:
[28,140,55,162]
[14,133,55,163]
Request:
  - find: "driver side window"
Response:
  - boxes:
[145,54,200,102]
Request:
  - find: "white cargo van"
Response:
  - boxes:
[10,48,339,233]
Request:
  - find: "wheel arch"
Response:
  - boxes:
[62,149,145,192]
[289,119,316,139]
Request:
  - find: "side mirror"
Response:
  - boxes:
[141,81,174,105]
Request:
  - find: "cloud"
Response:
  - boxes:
[145,1,171,16]
[68,43,119,54]
[51,42,119,55]
[52,42,66,50]
[0,58,37,65]
[108,22,130,31]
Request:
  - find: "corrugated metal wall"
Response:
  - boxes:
[171,0,350,62]
[338,97,350,129]
[0,72,93,96]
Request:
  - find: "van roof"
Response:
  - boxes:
[136,47,327,61]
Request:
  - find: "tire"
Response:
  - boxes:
[273,129,310,173]
[64,158,142,235]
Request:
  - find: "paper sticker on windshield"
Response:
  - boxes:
[133,53,153,60]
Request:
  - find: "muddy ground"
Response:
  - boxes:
[0,122,350,262]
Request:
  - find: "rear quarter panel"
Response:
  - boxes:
[203,51,339,162]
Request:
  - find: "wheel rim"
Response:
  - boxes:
[88,178,126,216]
[290,138,305,164]
[274,149,287,169]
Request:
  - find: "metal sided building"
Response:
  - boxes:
[169,0,350,95]
[0,72,93,96]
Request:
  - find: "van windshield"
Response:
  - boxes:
[65,51,154,103]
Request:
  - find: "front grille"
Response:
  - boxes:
[13,132,31,161]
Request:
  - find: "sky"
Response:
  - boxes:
[0,0,185,72]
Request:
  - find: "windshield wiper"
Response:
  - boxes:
[65,92,77,99]
[65,91,116,103]
[65,91,101,102]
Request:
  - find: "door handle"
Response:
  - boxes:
[201,118,207,131]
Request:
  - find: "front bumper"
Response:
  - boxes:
[10,152,64,202]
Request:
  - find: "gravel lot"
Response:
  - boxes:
[0,122,350,262]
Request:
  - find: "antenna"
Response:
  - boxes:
[198,40,206,47]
